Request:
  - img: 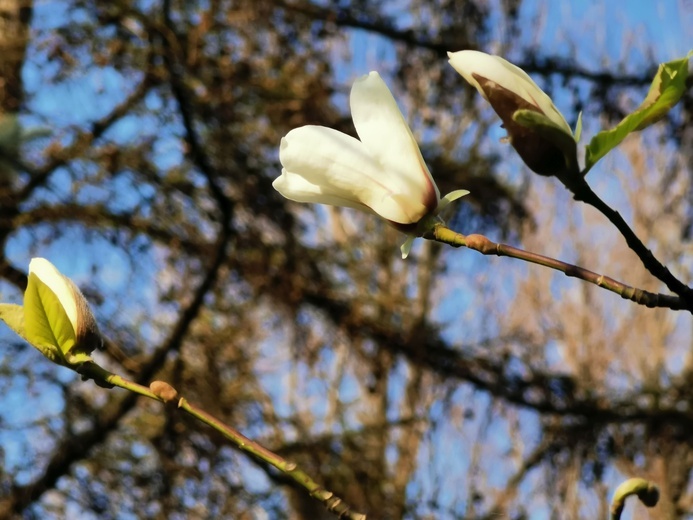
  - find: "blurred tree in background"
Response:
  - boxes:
[0,0,691,518]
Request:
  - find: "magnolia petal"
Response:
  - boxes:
[400,236,415,259]
[436,189,470,214]
[29,258,78,333]
[278,125,429,224]
[447,50,572,134]
[273,170,375,214]
[447,51,491,100]
[350,72,439,213]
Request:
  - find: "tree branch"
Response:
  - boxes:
[19,74,153,200]
[429,225,691,312]
[570,182,693,304]
[279,0,657,87]
[2,215,229,516]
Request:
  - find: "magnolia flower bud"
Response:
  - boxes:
[448,50,577,177]
[273,71,468,258]
[28,258,103,358]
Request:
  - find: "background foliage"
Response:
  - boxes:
[0,0,692,518]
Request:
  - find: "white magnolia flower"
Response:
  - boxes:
[448,50,577,176]
[29,258,102,353]
[273,71,468,258]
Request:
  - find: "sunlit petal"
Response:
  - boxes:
[447,50,571,133]
[274,72,470,250]
[277,125,429,223]
[273,170,375,214]
[350,72,439,210]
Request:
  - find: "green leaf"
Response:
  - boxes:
[0,303,28,341]
[24,272,83,366]
[0,302,76,364]
[585,52,691,173]
[513,109,579,172]
[574,111,583,142]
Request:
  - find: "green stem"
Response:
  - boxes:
[179,399,364,519]
[79,362,161,399]
[78,362,366,520]
[429,225,690,312]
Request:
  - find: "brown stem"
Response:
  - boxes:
[429,225,691,312]
[570,182,693,304]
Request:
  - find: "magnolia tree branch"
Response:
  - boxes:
[570,181,693,304]
[279,0,657,89]
[429,225,692,312]
[19,73,153,200]
[482,439,555,519]
[2,197,231,515]
[78,363,367,520]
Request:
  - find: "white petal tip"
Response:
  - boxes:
[354,71,383,88]
[29,258,58,278]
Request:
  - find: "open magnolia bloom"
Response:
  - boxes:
[273,71,468,258]
[448,50,578,177]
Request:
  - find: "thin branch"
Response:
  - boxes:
[279,0,656,87]
[161,0,232,224]
[3,216,229,516]
[480,439,554,519]
[429,224,691,312]
[570,182,693,304]
[19,74,153,200]
[14,203,213,257]
[269,247,693,423]
[75,364,368,520]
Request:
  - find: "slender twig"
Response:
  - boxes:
[14,203,212,257]
[5,197,231,516]
[79,363,367,520]
[278,0,655,88]
[481,439,554,520]
[161,0,231,220]
[569,182,693,304]
[429,224,691,312]
[19,73,153,200]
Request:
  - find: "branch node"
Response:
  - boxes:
[150,380,179,403]
[465,233,493,254]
